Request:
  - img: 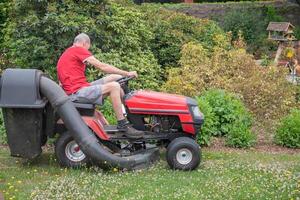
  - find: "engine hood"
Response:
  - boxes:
[125,90,189,113]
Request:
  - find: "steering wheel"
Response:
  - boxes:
[116,76,135,94]
[116,76,135,84]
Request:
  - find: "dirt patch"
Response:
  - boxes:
[205,137,300,154]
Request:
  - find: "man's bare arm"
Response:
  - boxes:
[85,56,130,76]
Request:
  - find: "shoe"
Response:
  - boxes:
[117,124,144,139]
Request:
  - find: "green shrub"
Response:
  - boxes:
[222,9,266,48]
[3,2,162,89]
[141,5,230,69]
[0,0,10,46]
[94,51,161,90]
[264,6,284,22]
[199,89,252,136]
[219,6,282,56]
[196,97,218,146]
[0,110,7,144]
[195,89,254,148]
[225,122,256,148]
[275,109,300,148]
[295,26,300,40]
[99,101,117,125]
[163,42,297,121]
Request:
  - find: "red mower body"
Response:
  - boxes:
[84,90,204,141]
[125,90,198,135]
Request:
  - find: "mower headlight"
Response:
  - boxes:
[191,106,204,119]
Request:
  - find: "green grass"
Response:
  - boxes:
[0,146,299,200]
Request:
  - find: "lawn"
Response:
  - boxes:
[0,146,299,200]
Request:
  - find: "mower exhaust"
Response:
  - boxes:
[0,69,159,170]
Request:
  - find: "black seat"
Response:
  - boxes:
[72,101,95,116]
[73,102,95,110]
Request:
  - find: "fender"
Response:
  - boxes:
[82,116,110,141]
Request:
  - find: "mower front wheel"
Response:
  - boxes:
[55,132,89,168]
[166,137,201,170]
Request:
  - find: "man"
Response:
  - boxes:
[57,33,144,138]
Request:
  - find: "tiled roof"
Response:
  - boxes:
[266,22,294,32]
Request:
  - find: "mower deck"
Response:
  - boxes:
[104,125,177,141]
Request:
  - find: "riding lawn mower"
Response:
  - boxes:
[0,69,204,170]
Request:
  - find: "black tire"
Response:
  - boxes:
[166,137,201,170]
[55,132,89,168]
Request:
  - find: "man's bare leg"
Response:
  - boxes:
[102,74,125,98]
[101,82,124,120]
[101,82,144,138]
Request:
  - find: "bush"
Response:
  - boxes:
[295,26,300,40]
[195,89,255,148]
[99,101,117,125]
[3,1,162,89]
[163,42,298,121]
[94,50,161,90]
[221,9,266,49]
[196,97,218,146]
[275,109,300,148]
[198,90,252,136]
[0,0,10,46]
[225,123,256,148]
[218,6,282,57]
[3,1,231,89]
[141,5,230,69]
[0,110,7,144]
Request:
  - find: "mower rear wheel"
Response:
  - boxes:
[166,137,201,170]
[55,132,89,168]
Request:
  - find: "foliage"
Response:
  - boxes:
[0,110,7,144]
[221,9,266,49]
[225,122,256,148]
[163,42,297,121]
[3,1,234,89]
[193,0,263,2]
[264,5,284,22]
[99,100,117,125]
[260,54,272,67]
[195,89,255,148]
[0,0,10,46]
[2,1,161,89]
[198,89,252,136]
[219,6,282,57]
[141,5,231,69]
[295,26,300,40]
[275,109,300,148]
[196,97,218,146]
[94,50,161,90]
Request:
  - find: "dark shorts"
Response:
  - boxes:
[70,77,106,105]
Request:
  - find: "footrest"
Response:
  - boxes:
[103,125,119,133]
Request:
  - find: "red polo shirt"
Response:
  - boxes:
[57,46,92,95]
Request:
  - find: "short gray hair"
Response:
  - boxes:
[73,33,90,44]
